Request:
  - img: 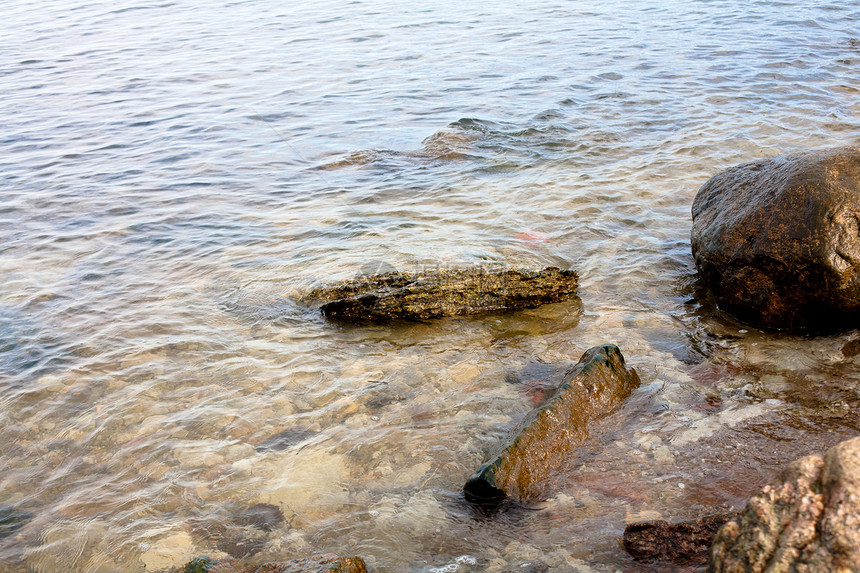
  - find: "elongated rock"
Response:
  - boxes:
[182,554,368,573]
[464,344,640,506]
[303,266,578,322]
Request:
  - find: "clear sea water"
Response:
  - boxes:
[2,1,860,571]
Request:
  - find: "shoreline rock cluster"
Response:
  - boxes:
[183,146,860,572]
[627,146,860,569]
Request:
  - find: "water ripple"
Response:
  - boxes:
[1,0,860,571]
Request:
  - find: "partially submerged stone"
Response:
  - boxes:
[691,146,860,331]
[182,554,368,573]
[623,512,740,566]
[709,436,860,572]
[303,266,578,322]
[464,344,640,506]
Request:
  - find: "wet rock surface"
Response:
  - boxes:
[709,436,860,573]
[184,554,368,573]
[302,266,579,322]
[623,512,740,566]
[691,146,860,331]
[464,344,640,506]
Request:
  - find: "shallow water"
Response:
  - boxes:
[2,1,860,571]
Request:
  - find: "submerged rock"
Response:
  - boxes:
[235,503,284,532]
[255,427,316,452]
[691,146,860,331]
[464,344,640,506]
[0,505,32,539]
[709,436,860,572]
[623,512,740,566]
[303,266,578,322]
[256,555,368,573]
[184,557,217,573]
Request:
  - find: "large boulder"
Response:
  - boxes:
[691,147,860,331]
[709,436,860,572]
[464,344,640,506]
[303,266,579,322]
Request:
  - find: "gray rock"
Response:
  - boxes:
[691,147,860,331]
[303,266,579,322]
[709,436,860,572]
[464,345,640,507]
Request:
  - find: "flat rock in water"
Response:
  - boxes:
[185,554,368,573]
[623,512,740,566]
[709,436,860,572]
[464,344,640,506]
[691,146,860,331]
[303,266,578,322]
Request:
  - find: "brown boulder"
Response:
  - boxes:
[691,147,860,330]
[464,344,640,506]
[709,436,860,572]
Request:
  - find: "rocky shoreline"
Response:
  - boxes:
[171,147,860,572]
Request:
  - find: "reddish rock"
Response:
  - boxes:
[709,436,860,572]
[623,512,740,566]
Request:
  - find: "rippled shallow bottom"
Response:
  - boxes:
[3,2,860,563]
